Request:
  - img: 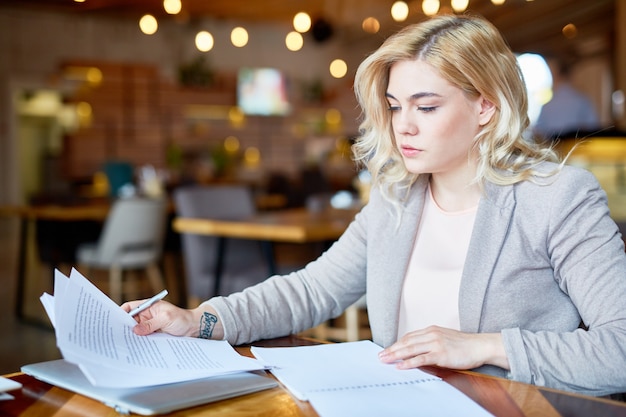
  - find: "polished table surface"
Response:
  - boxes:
[172,207,359,243]
[2,335,626,417]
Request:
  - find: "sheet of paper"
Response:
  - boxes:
[45,268,264,388]
[0,376,21,393]
[76,336,263,387]
[251,341,439,401]
[39,292,55,328]
[306,379,494,417]
[252,341,493,417]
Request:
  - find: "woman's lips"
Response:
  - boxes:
[400,145,422,157]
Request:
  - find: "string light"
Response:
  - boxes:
[231,27,248,47]
[362,17,380,34]
[195,31,214,52]
[391,1,409,22]
[139,14,158,35]
[330,59,347,78]
[285,31,304,51]
[293,12,312,33]
[422,0,440,16]
[163,0,181,15]
[451,0,469,12]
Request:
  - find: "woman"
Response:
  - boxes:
[123,14,626,396]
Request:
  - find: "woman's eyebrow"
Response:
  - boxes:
[385,91,441,101]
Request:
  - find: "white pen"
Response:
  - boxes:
[128,289,168,317]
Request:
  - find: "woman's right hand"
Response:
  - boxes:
[121,299,224,340]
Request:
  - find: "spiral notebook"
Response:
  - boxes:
[251,340,493,417]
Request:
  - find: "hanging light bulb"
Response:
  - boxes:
[285,31,304,51]
[362,17,380,34]
[451,0,469,12]
[329,59,348,79]
[491,0,505,5]
[422,0,440,16]
[163,0,181,14]
[139,14,158,35]
[293,12,312,33]
[195,31,214,52]
[391,1,409,22]
[231,27,248,47]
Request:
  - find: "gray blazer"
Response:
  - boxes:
[209,163,626,396]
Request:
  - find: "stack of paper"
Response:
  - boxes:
[41,268,265,388]
[252,341,494,417]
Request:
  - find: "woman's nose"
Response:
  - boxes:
[394,111,418,136]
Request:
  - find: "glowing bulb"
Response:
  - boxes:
[422,0,440,16]
[362,17,380,34]
[163,0,181,14]
[293,12,312,33]
[391,1,409,22]
[285,31,304,51]
[329,59,347,79]
[195,31,214,52]
[451,0,469,12]
[139,14,158,35]
[231,27,248,47]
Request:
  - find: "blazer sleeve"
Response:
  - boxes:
[501,167,626,396]
[205,203,371,346]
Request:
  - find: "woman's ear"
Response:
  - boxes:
[478,97,496,126]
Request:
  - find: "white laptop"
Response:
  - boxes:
[22,359,278,415]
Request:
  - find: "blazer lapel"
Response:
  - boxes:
[377,176,429,346]
[459,182,515,333]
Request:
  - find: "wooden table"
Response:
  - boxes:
[2,335,625,417]
[0,203,110,321]
[172,207,359,244]
[172,207,359,295]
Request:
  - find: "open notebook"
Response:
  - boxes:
[22,359,277,415]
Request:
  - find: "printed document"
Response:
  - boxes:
[41,268,264,388]
[252,341,493,417]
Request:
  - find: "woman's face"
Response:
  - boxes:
[386,59,494,178]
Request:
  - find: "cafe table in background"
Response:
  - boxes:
[0,202,110,321]
[172,205,360,294]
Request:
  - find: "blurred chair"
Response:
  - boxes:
[76,197,168,303]
[173,185,271,307]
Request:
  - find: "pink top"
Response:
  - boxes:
[397,187,478,338]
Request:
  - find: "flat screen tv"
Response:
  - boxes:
[237,67,291,116]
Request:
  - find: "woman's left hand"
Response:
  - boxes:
[378,325,509,370]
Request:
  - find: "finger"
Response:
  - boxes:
[133,317,161,336]
[396,351,441,369]
[120,300,146,313]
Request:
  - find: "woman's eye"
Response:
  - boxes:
[417,106,437,113]
[387,105,401,112]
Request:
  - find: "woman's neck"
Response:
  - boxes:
[429,172,481,213]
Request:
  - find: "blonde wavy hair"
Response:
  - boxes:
[353,14,560,206]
